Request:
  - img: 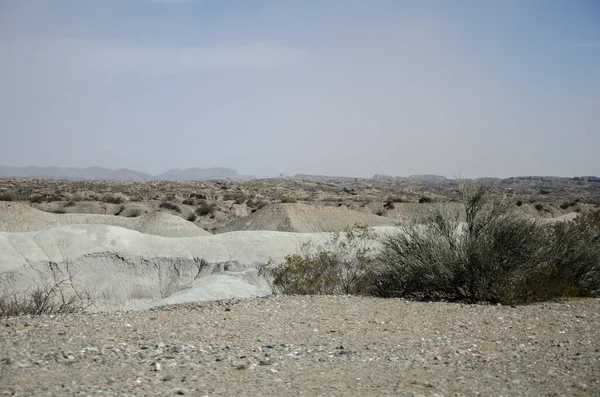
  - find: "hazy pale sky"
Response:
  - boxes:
[1,0,599,178]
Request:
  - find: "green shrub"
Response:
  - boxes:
[551,210,600,296]
[280,195,297,203]
[534,203,544,211]
[419,197,432,204]
[223,192,247,204]
[187,213,198,222]
[375,182,600,304]
[28,194,44,203]
[159,201,181,212]
[182,199,196,206]
[0,192,15,201]
[195,202,216,217]
[102,195,124,205]
[269,224,377,295]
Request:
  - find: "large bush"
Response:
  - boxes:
[375,182,600,304]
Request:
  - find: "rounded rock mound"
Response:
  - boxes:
[218,202,397,233]
[0,202,211,237]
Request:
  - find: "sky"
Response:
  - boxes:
[0,0,599,178]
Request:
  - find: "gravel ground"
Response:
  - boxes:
[1,296,599,397]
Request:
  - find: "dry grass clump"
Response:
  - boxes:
[0,280,92,318]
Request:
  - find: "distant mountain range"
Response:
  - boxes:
[0,166,256,181]
[1,166,598,185]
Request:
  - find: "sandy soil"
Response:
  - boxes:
[1,296,598,396]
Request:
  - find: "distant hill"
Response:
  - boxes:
[0,166,255,181]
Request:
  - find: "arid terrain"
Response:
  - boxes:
[1,296,599,396]
[1,176,598,233]
[1,176,599,396]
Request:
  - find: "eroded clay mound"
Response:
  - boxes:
[218,203,397,233]
[0,202,211,237]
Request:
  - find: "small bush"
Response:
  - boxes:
[281,195,297,203]
[51,209,66,214]
[182,199,196,206]
[159,201,181,212]
[28,194,44,203]
[0,192,15,201]
[63,201,76,207]
[516,200,523,206]
[128,209,142,218]
[534,204,544,211]
[0,280,92,318]
[419,197,433,204]
[195,202,216,217]
[223,192,247,204]
[559,201,576,210]
[28,194,61,203]
[270,224,377,295]
[187,213,198,222]
[102,195,124,205]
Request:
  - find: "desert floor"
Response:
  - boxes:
[1,295,599,397]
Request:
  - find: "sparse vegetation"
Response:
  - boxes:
[375,182,600,304]
[223,192,248,204]
[266,182,600,305]
[195,202,216,217]
[28,194,61,203]
[128,208,142,217]
[0,192,15,201]
[102,195,124,205]
[269,224,377,295]
[159,201,181,212]
[0,280,92,318]
[281,195,297,203]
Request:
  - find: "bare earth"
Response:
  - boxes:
[1,296,599,397]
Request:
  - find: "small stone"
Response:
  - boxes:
[163,375,175,382]
[153,363,162,371]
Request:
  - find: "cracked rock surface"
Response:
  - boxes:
[1,295,599,396]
